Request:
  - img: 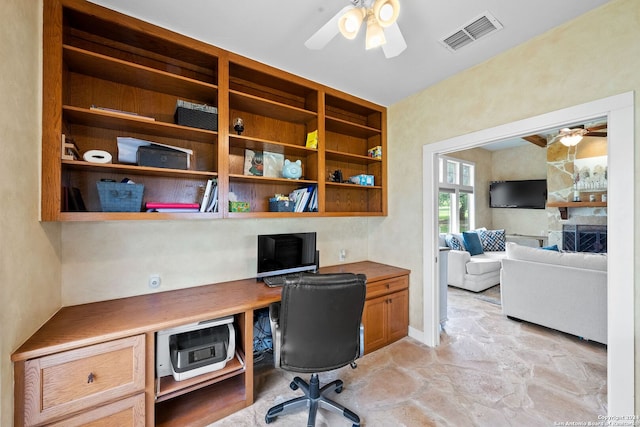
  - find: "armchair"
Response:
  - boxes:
[265,272,367,427]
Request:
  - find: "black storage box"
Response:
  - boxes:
[137,145,188,170]
[174,100,218,131]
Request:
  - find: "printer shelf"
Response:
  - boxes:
[156,350,246,402]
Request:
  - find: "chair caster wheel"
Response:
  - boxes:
[290,381,299,390]
[265,414,276,424]
[335,385,343,393]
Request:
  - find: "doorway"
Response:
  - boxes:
[422,92,634,415]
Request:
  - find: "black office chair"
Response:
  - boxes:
[265,272,367,427]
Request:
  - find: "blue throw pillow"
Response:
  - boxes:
[540,244,559,251]
[462,231,484,256]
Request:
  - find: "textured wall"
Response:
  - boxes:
[0,1,61,425]
[376,0,639,345]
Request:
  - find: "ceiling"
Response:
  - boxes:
[88,0,609,106]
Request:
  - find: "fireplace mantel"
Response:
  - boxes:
[547,201,607,219]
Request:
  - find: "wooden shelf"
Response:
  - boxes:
[229,90,317,123]
[229,135,316,157]
[62,160,217,179]
[326,116,382,138]
[325,149,382,165]
[156,351,245,402]
[63,106,218,144]
[64,45,218,103]
[547,201,607,208]
[547,201,607,219]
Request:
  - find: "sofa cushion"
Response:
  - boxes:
[478,229,506,251]
[445,234,465,250]
[462,231,484,255]
[505,242,607,271]
[466,254,502,274]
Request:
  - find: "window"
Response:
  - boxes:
[438,156,475,233]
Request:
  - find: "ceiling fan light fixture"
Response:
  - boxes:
[373,0,400,27]
[559,128,587,146]
[365,11,386,49]
[339,7,366,39]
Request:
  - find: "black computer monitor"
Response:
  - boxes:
[257,232,317,279]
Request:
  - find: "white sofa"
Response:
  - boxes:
[500,242,607,344]
[439,232,506,292]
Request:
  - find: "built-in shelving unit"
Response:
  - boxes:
[42,0,387,221]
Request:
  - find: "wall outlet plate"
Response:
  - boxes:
[149,274,161,289]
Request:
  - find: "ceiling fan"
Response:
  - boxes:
[550,124,608,147]
[305,0,407,58]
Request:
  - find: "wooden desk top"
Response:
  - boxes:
[12,261,409,361]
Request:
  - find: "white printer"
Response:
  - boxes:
[156,316,235,381]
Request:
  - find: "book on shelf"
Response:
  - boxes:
[147,208,200,213]
[146,202,200,210]
[63,186,87,212]
[90,106,155,121]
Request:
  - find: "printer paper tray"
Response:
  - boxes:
[156,349,246,402]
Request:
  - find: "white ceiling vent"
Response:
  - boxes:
[440,12,503,52]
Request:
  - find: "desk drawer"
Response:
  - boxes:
[49,393,145,427]
[23,335,145,426]
[366,275,408,300]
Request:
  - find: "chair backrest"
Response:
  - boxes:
[278,272,367,373]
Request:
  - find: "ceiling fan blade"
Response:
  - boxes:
[305,5,353,50]
[586,132,607,137]
[381,21,407,58]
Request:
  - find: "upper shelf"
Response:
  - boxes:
[63,106,218,143]
[64,45,218,103]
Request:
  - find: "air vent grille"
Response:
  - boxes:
[440,11,503,52]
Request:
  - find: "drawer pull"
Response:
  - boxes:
[87,372,95,383]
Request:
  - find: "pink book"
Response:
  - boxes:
[145,202,200,209]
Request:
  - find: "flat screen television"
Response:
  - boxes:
[257,232,317,279]
[489,179,547,209]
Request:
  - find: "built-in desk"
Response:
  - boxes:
[12,261,409,427]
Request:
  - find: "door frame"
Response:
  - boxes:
[421,91,635,415]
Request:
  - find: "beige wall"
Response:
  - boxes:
[373,0,639,405]
[491,144,548,236]
[0,1,61,425]
[3,0,640,423]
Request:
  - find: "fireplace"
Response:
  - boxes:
[562,225,607,253]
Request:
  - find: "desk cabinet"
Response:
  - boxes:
[362,275,409,354]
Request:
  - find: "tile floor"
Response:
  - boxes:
[211,286,607,426]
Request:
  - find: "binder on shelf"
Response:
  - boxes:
[200,179,214,212]
[289,186,317,212]
[200,178,218,213]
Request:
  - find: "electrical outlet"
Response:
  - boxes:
[339,249,346,262]
[149,274,161,289]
